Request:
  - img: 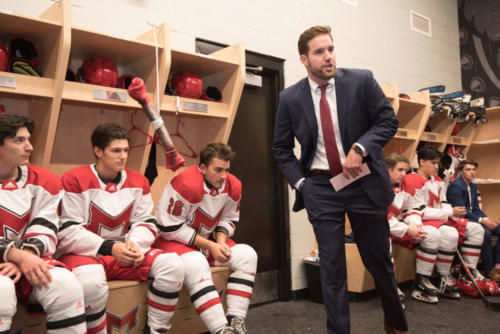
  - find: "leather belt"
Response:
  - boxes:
[310,169,331,175]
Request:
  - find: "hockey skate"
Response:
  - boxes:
[217,325,236,334]
[438,273,461,299]
[228,315,248,334]
[411,274,439,304]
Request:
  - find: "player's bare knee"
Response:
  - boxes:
[0,276,17,318]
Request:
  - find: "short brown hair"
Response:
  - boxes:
[298,25,333,55]
[91,123,130,151]
[457,160,478,171]
[199,142,235,166]
[0,114,34,146]
[385,152,410,169]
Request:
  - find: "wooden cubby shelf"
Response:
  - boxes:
[0,0,245,203]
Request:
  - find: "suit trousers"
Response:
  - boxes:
[301,173,407,334]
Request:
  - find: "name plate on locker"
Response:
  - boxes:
[93,89,127,102]
[397,130,408,137]
[453,137,462,144]
[0,75,16,89]
[426,134,436,140]
[183,101,208,112]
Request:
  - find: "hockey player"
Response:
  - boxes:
[402,146,484,299]
[0,114,86,333]
[386,153,441,304]
[57,123,184,334]
[154,143,257,334]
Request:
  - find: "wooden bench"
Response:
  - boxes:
[11,266,231,334]
[346,243,416,293]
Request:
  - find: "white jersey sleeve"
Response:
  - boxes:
[213,174,241,239]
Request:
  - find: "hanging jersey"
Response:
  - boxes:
[156,165,241,245]
[402,173,453,223]
[0,164,62,258]
[58,165,157,257]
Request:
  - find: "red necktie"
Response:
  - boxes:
[319,84,343,176]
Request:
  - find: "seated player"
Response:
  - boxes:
[0,114,86,333]
[402,146,484,299]
[447,160,500,282]
[386,153,441,304]
[57,123,184,334]
[154,143,257,334]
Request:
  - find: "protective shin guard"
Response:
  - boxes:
[226,244,257,318]
[461,222,484,269]
[0,276,16,332]
[31,267,86,334]
[72,264,108,334]
[147,253,184,331]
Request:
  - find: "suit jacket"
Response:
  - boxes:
[272,68,398,212]
[446,176,486,222]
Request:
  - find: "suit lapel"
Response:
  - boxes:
[335,69,348,151]
[300,79,318,145]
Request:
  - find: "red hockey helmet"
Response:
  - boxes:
[81,56,118,87]
[170,71,203,99]
[7,36,40,75]
[0,41,7,72]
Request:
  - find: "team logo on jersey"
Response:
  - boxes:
[1,180,18,190]
[106,305,140,333]
[0,206,30,239]
[105,183,118,193]
[428,189,441,208]
[87,201,133,238]
[190,207,224,233]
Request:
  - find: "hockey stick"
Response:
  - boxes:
[127,77,185,171]
[456,250,500,312]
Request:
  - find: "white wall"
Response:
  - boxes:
[1,0,461,291]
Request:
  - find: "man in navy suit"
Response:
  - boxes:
[447,160,500,281]
[272,25,407,334]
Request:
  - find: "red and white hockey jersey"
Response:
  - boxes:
[156,165,241,245]
[57,165,158,257]
[388,185,421,239]
[0,164,62,259]
[402,173,453,223]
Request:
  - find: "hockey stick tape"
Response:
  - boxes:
[151,117,164,130]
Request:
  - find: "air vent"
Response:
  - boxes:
[410,10,432,37]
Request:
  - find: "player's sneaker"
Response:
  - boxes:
[227,315,247,334]
[438,273,461,299]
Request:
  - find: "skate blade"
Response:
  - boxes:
[411,291,439,304]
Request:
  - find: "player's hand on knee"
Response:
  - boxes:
[18,250,53,288]
[112,242,140,266]
[209,242,231,263]
[0,262,22,283]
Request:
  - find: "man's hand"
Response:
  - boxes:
[0,262,22,283]
[7,248,53,288]
[407,225,427,241]
[125,240,145,268]
[452,206,467,218]
[482,218,499,230]
[209,242,231,263]
[112,242,142,266]
[343,149,363,179]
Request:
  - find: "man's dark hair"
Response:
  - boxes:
[298,25,333,55]
[457,159,478,171]
[199,142,235,166]
[385,152,410,169]
[0,114,34,146]
[91,123,130,150]
[417,146,442,165]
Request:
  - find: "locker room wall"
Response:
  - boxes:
[1,0,461,291]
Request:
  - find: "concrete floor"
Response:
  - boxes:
[245,286,500,334]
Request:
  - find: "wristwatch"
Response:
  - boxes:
[351,144,363,155]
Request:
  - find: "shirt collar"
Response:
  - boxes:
[308,76,335,92]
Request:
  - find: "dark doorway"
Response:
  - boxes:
[196,39,290,303]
